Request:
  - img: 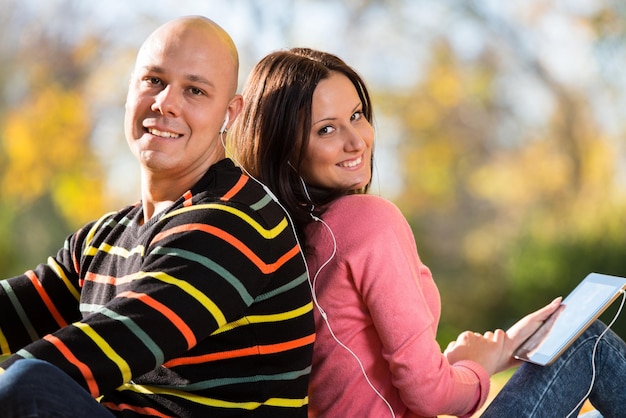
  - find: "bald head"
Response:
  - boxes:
[135,15,240,96]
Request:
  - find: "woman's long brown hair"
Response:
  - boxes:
[230,48,374,234]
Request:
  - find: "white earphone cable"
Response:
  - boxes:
[309,215,395,418]
[222,132,394,417]
[565,289,626,418]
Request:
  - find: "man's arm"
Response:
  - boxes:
[0,224,90,356]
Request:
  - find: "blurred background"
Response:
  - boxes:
[1,0,626,344]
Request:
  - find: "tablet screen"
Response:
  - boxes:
[513,273,626,366]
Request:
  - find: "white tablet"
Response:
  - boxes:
[513,272,626,366]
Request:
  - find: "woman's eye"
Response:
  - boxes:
[351,111,363,121]
[318,125,335,135]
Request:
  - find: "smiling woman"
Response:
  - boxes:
[230,47,375,230]
[231,46,626,418]
[298,72,374,191]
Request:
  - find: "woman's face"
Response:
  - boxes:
[300,72,374,191]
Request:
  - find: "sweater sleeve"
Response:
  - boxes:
[329,195,490,417]
[0,223,91,356]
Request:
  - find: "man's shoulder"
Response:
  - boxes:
[208,160,286,221]
[86,203,140,232]
[178,161,288,235]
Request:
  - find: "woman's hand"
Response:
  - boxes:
[443,329,508,376]
[500,296,563,371]
[443,297,563,375]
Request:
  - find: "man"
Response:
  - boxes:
[0,16,314,417]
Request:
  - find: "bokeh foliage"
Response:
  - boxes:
[0,2,110,276]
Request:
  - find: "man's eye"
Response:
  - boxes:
[190,87,205,96]
[147,77,162,85]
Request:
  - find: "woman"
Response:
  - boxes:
[231,48,626,418]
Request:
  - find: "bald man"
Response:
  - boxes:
[0,16,314,417]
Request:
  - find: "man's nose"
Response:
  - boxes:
[151,85,182,116]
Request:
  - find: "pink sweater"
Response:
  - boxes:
[304,194,490,418]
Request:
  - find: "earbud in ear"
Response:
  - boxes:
[219,113,230,134]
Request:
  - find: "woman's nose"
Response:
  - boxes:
[344,126,366,151]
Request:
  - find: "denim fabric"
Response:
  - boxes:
[482,321,625,418]
[0,358,115,418]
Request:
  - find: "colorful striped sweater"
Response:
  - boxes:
[0,158,315,417]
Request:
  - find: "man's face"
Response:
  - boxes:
[124,22,237,180]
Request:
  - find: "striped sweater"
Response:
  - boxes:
[0,158,315,417]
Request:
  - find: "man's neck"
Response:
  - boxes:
[139,172,198,223]
[138,156,226,223]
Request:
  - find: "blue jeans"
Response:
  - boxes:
[0,358,115,417]
[482,321,626,418]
